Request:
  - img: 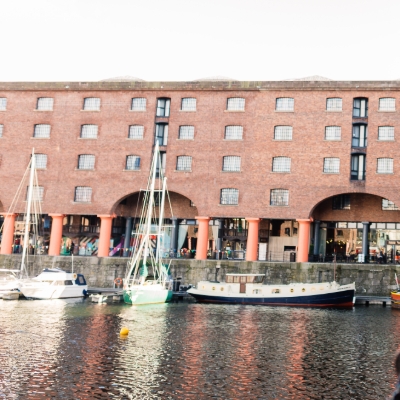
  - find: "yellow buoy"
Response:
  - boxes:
[120,327,129,336]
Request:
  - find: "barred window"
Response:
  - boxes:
[333,195,350,210]
[270,189,289,206]
[377,158,393,174]
[83,98,100,111]
[276,98,294,111]
[179,125,194,140]
[36,97,54,110]
[325,126,341,141]
[323,158,340,173]
[272,157,291,172]
[382,199,399,210]
[74,186,92,202]
[181,98,196,111]
[176,156,192,171]
[223,156,241,172]
[156,98,171,117]
[26,186,44,202]
[78,154,95,170]
[33,154,47,169]
[131,98,146,111]
[220,188,239,205]
[0,124,3,138]
[227,98,245,111]
[326,98,342,111]
[379,98,395,111]
[378,126,394,141]
[80,124,98,139]
[274,126,292,140]
[33,124,51,138]
[126,155,141,170]
[128,125,144,139]
[0,98,7,110]
[225,125,243,140]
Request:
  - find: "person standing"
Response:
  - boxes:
[70,241,75,255]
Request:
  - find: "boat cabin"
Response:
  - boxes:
[225,274,264,294]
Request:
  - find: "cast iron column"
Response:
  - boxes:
[362,221,369,263]
[123,217,133,257]
[170,217,179,256]
[313,220,321,256]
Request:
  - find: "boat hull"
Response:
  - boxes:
[123,286,173,305]
[391,291,400,308]
[20,286,87,300]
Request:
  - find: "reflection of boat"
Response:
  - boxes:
[188,274,356,307]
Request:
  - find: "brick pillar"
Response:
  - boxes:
[98,215,114,257]
[297,219,312,262]
[48,214,64,256]
[246,218,260,261]
[195,217,210,260]
[0,213,17,255]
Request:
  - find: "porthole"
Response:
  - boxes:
[290,288,294,293]
[302,288,306,292]
[212,286,216,291]
[202,286,205,289]
[220,287,224,291]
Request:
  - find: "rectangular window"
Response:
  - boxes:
[223,156,241,172]
[156,98,171,117]
[378,126,394,141]
[33,154,47,169]
[382,199,399,210]
[0,98,7,110]
[26,186,44,202]
[36,98,54,110]
[272,157,291,172]
[33,124,51,138]
[0,124,3,138]
[270,189,289,206]
[131,98,146,111]
[80,124,98,139]
[156,151,166,178]
[326,98,342,111]
[379,98,395,111]
[323,157,340,173]
[353,98,368,117]
[274,126,293,140]
[227,98,245,111]
[225,125,243,140]
[78,154,95,170]
[325,126,341,141]
[126,155,141,170]
[351,154,366,180]
[155,124,168,146]
[181,98,196,111]
[179,125,194,140]
[83,98,100,111]
[75,186,92,202]
[220,188,239,205]
[377,158,393,174]
[176,156,192,171]
[128,125,144,139]
[352,124,367,147]
[276,98,294,111]
[332,195,350,210]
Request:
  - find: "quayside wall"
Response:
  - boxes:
[0,255,398,296]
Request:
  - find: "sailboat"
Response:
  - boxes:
[123,143,173,305]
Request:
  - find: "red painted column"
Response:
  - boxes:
[0,213,17,255]
[246,218,260,261]
[48,214,64,256]
[195,217,210,260]
[297,219,312,262]
[98,215,114,257]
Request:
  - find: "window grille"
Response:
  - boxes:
[332,195,350,210]
[379,98,395,111]
[353,98,368,117]
[223,156,241,171]
[0,124,3,138]
[323,157,340,173]
[274,126,292,140]
[78,154,95,170]
[270,189,289,206]
[326,98,342,111]
[26,186,44,202]
[75,186,92,202]
[181,98,196,111]
[382,199,399,210]
[156,98,171,117]
[0,98,7,110]
[272,157,291,172]
[325,126,341,140]
[83,97,100,111]
[128,125,144,139]
[227,98,245,111]
[352,124,367,147]
[220,188,239,205]
[179,125,194,139]
[131,98,146,111]
[377,158,393,174]
[378,126,394,141]
[33,124,51,138]
[126,155,141,170]
[37,98,54,110]
[276,98,294,111]
[176,156,192,171]
[34,154,47,169]
[80,124,98,139]
[225,125,243,140]
[155,124,168,146]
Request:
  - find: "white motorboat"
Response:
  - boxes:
[0,269,22,299]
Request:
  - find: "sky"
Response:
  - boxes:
[1,0,400,82]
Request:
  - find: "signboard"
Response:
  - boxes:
[386,240,400,245]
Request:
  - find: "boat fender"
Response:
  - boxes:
[73,273,77,280]
[114,277,123,286]
[120,327,129,336]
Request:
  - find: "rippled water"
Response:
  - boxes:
[0,300,399,399]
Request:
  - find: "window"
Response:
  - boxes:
[74,186,92,202]
[179,125,194,140]
[156,151,166,178]
[323,158,340,173]
[274,126,292,140]
[33,124,51,138]
[0,124,3,138]
[126,155,141,170]
[353,98,368,117]
[378,126,394,141]
[131,98,146,111]
[36,98,54,111]
[80,124,98,139]
[33,154,47,169]
[156,98,171,117]
[225,125,243,140]
[26,186,44,202]
[351,154,366,180]
[227,98,245,111]
[270,189,289,206]
[220,188,239,205]
[0,98,7,110]
[326,98,342,111]
[128,125,144,139]
[377,158,393,174]
[272,157,291,172]
[155,123,168,146]
[83,98,100,111]
[325,126,341,141]
[276,98,294,111]
[223,156,241,172]
[352,124,367,147]
[176,156,192,171]
[332,195,350,210]
[379,98,395,111]
[181,98,196,111]
[78,154,95,170]
[382,199,399,210]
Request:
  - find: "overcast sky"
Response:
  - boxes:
[1,0,399,82]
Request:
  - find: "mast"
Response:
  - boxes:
[155,177,167,266]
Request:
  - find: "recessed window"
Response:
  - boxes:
[225,125,243,140]
[0,124,3,138]
[33,124,51,138]
[378,126,394,141]
[226,98,245,111]
[83,98,100,111]
[352,124,367,147]
[78,154,95,170]
[274,126,292,140]
[326,98,342,111]
[126,155,141,170]
[276,98,294,111]
[272,157,291,172]
[190,200,195,207]
[74,186,92,202]
[36,98,54,111]
[382,199,399,210]
[0,98,7,110]
[80,124,98,139]
[323,158,340,173]
[379,98,395,111]
[377,158,393,174]
[332,195,350,210]
[176,156,192,171]
[156,98,171,117]
[128,125,144,139]
[181,98,196,111]
[220,188,239,205]
[270,189,289,206]
[26,186,44,202]
[155,123,168,146]
[353,98,368,117]
[351,154,366,181]
[325,126,341,141]
[179,125,194,140]
[156,151,166,178]
[131,98,146,111]
[223,156,241,172]
[33,154,47,169]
